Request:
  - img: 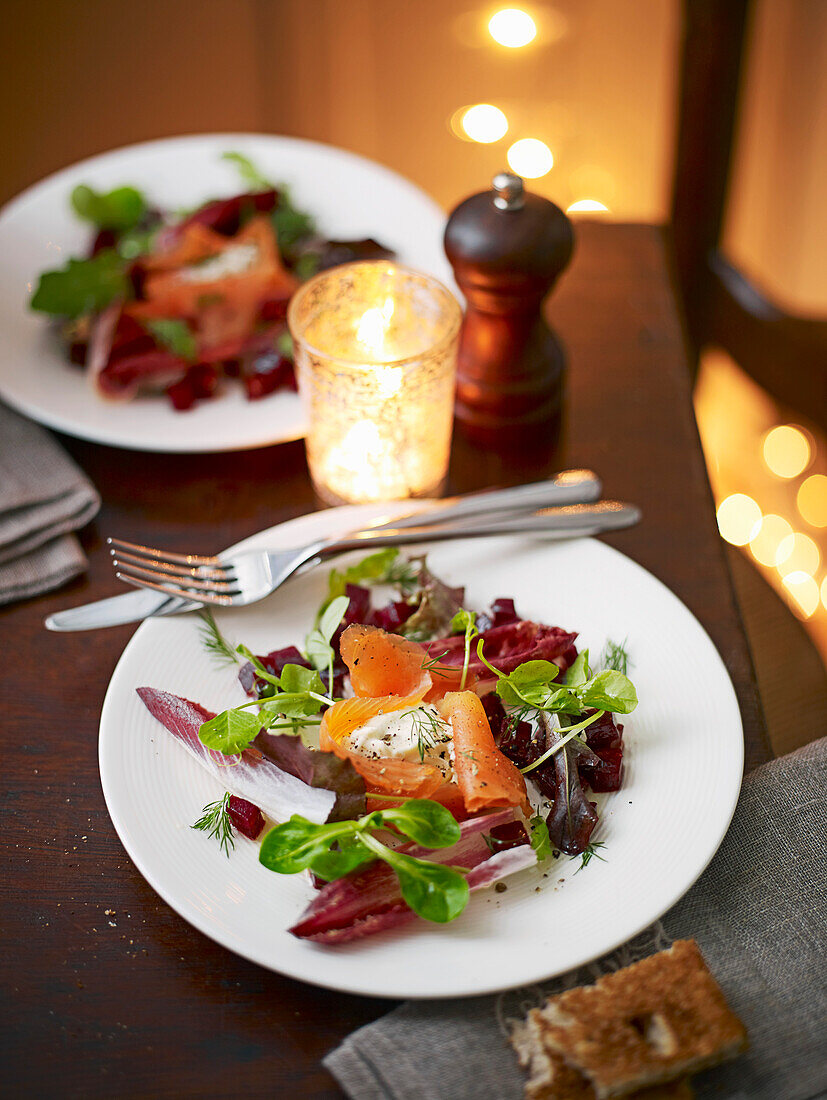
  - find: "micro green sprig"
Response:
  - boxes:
[450,608,479,690]
[473,639,637,774]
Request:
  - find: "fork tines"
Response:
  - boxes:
[107,537,240,604]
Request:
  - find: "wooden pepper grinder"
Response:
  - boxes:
[444,172,574,446]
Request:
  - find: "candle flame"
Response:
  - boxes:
[356,296,396,355]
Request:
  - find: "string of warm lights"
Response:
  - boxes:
[448,7,611,212]
[715,423,826,621]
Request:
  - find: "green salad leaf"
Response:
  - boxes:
[222,151,274,192]
[30,249,130,318]
[198,707,262,755]
[144,318,197,362]
[71,183,147,231]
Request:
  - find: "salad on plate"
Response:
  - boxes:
[136,548,638,944]
[30,152,392,411]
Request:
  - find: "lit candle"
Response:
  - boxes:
[288,262,461,504]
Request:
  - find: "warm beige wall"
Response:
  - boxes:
[1,0,677,220]
[252,0,679,218]
[1,0,823,317]
[0,0,265,202]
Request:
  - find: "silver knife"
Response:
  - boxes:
[45,588,197,632]
[45,470,604,632]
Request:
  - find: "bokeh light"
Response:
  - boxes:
[781,571,820,619]
[507,138,553,178]
[762,425,812,478]
[716,494,762,546]
[796,474,827,528]
[821,574,827,612]
[459,103,509,143]
[488,8,537,47]
[566,199,610,214]
[749,513,793,566]
[776,531,821,576]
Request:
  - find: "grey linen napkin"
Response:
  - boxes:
[0,403,100,605]
[326,736,827,1100]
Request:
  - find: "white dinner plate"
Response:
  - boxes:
[99,504,744,999]
[0,134,451,453]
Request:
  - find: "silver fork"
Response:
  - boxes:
[108,500,641,608]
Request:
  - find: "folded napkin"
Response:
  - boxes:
[0,403,100,605]
[326,736,827,1100]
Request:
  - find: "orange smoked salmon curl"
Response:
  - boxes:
[323,625,529,814]
[439,691,531,816]
[340,624,432,699]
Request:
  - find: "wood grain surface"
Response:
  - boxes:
[0,223,768,1098]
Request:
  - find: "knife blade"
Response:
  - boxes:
[44,589,198,632]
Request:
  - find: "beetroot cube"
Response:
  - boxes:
[227,796,265,840]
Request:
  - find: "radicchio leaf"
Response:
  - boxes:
[136,687,335,824]
[289,809,532,943]
[426,620,578,685]
[239,645,310,697]
[253,731,366,822]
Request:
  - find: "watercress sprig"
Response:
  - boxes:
[476,639,637,717]
[259,799,469,923]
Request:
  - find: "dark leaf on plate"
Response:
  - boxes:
[253,731,366,822]
[536,714,598,856]
[298,237,396,273]
[239,645,310,697]
[159,190,280,248]
[401,565,465,641]
[476,597,520,633]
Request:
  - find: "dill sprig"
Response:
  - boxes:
[600,638,631,676]
[197,608,239,669]
[575,840,607,872]
[400,707,451,763]
[384,557,421,595]
[420,649,451,672]
[191,792,235,857]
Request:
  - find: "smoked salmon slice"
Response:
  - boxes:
[439,691,530,815]
[341,624,432,699]
[320,694,443,799]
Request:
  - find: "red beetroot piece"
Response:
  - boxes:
[227,796,265,840]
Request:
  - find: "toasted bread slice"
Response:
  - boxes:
[512,1010,694,1099]
[531,940,747,1099]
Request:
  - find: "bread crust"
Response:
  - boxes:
[511,940,746,1100]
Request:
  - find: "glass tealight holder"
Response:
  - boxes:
[288,261,462,505]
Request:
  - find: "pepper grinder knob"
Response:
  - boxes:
[444,172,574,445]
[492,171,525,211]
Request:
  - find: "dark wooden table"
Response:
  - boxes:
[2,223,768,1098]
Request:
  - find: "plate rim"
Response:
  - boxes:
[0,132,449,454]
[98,505,745,999]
